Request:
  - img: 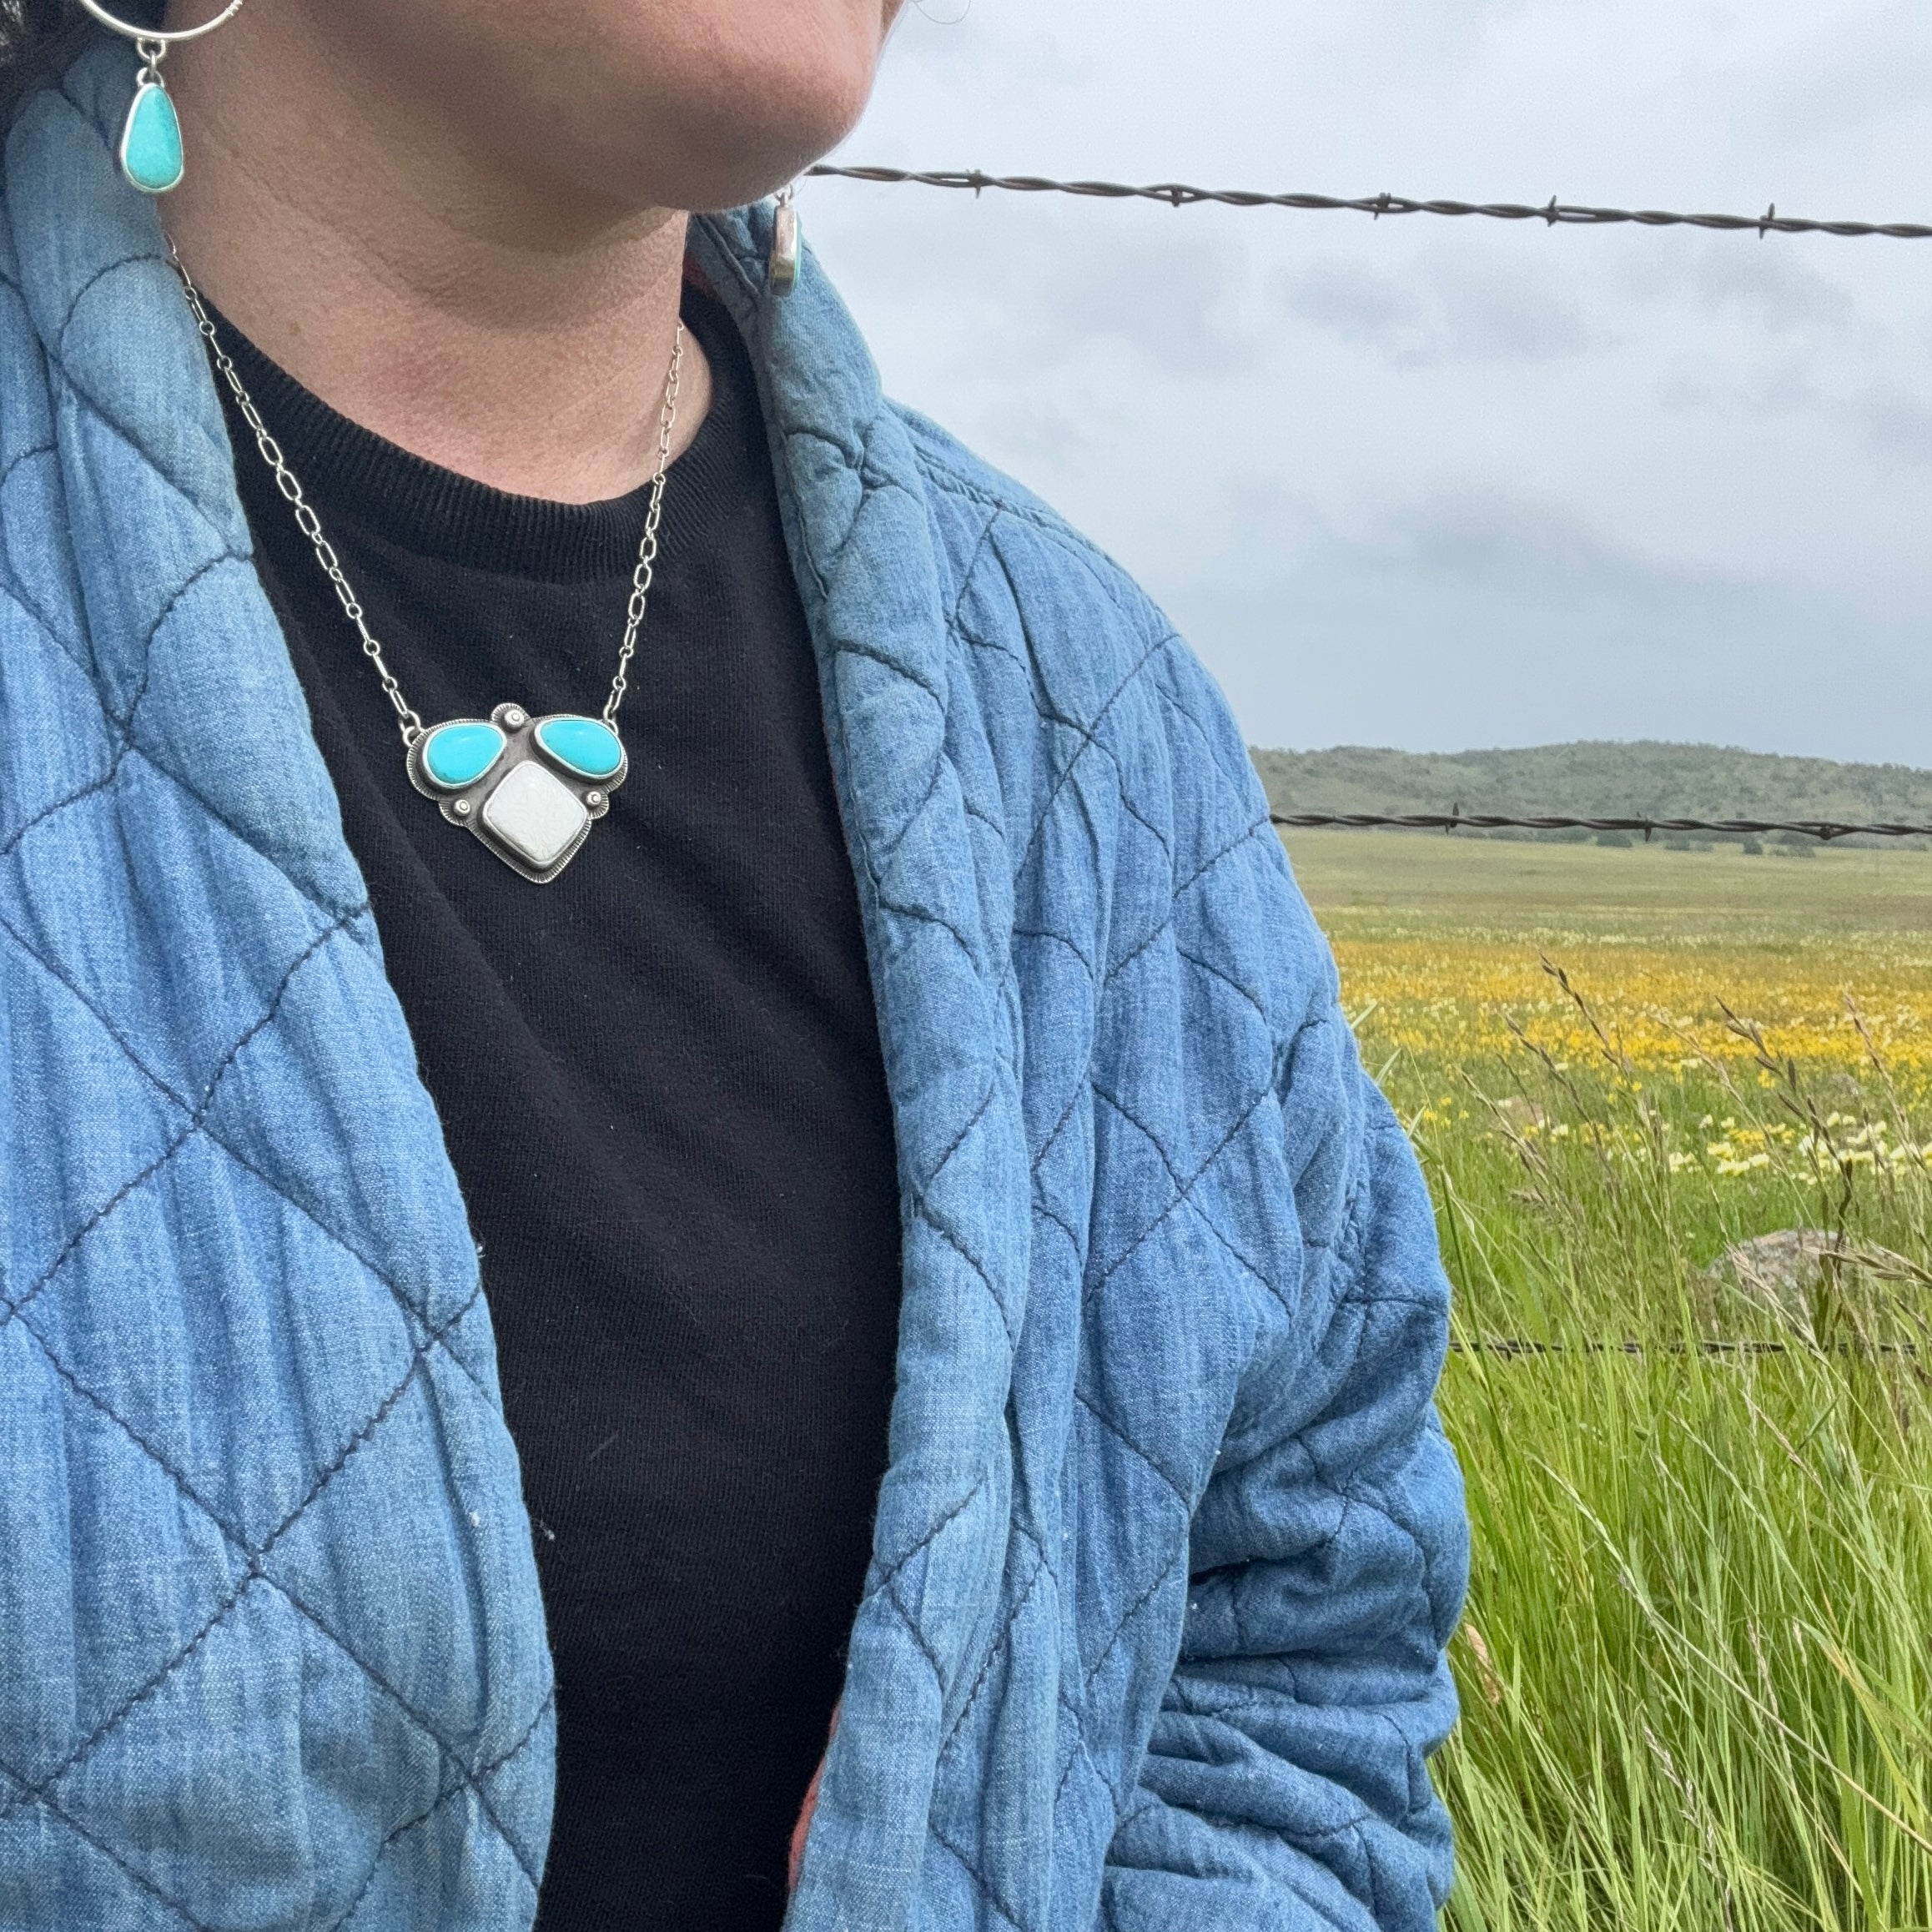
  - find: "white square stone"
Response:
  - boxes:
[480,760,589,871]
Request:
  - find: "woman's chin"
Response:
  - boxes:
[356,0,896,217]
[574,45,883,214]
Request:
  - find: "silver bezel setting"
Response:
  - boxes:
[406,702,626,884]
[118,78,184,196]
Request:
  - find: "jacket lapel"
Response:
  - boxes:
[7,42,372,923]
[4,58,1031,1913]
[691,214,1030,1927]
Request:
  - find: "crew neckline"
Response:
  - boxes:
[208,280,737,583]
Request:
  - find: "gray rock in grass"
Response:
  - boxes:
[1708,1229,1915,1338]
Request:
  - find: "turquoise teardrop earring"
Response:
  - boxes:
[76,0,247,196]
[120,43,184,194]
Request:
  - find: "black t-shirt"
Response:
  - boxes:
[214,286,903,1930]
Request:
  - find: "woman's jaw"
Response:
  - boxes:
[163,0,906,228]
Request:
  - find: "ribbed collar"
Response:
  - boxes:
[208,283,744,582]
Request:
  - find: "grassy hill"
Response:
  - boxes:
[1249,741,1932,841]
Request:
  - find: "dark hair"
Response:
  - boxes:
[1,0,162,123]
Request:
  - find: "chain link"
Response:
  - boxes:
[605,324,684,730]
[169,246,685,750]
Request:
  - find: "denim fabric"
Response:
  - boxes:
[0,43,1467,1932]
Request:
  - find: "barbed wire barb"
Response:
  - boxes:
[807,165,1932,242]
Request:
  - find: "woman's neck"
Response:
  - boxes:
[159,5,713,503]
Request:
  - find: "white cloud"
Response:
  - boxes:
[1280,249,1607,367]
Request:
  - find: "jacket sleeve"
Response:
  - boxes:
[1102,984,1469,1930]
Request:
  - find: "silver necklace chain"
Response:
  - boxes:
[169,248,685,748]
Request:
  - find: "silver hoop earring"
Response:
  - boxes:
[75,0,245,195]
[769,183,802,299]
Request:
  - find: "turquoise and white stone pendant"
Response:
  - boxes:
[406,702,627,884]
[119,71,186,196]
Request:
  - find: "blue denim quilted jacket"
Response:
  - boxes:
[0,47,1467,1932]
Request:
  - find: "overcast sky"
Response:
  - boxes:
[802,0,1932,762]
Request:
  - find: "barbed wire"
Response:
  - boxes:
[1451,1338,1921,1357]
[807,166,1932,242]
[1269,811,1932,842]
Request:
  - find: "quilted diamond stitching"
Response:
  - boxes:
[1029,1074,1093,1180]
[1031,1190,1083,1261]
[932,1814,1026,1929]
[1012,923,1095,979]
[931,527,1225,1862]
[1089,1084,1289,1321]
[951,616,1174,878]
[917,425,1448,1922]
[0,544,242,858]
[1151,676,1259,802]
[0,1582,254,1833]
[827,460,1027,1706]
[325,1689,555,1932]
[1171,816,1271,901]
[274,1577,541,1889]
[0,907,356,1341]
[29,1343,540,1888]
[0,918,531,1882]
[1174,942,1269,1028]
[0,908,488,1394]
[918,1077,1002,1195]
[1092,818,1271,999]
[881,1570,950,1689]
[961,794,1007,842]
[1081,1083,1273,1310]
[910,1196,1017,1349]
[1005,627,1176,880]
[0,1756,217,1932]
[0,436,55,494]
[0,1265,491,1829]
[923,508,1342,1904]
[1071,1387,1188,1513]
[8,183,1442,1925]
[16,404,366,934]
[0,445,92,680]
[939,1539,1050,1756]
[0,749,124,862]
[1049,1551,1186,1817]
[862,1474,992,1622]
[127,732,368,928]
[51,244,154,345]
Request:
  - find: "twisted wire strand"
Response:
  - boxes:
[807,166,1932,241]
[1451,1339,1921,1356]
[1270,813,1932,841]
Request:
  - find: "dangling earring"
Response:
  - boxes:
[769,183,802,299]
[75,0,246,196]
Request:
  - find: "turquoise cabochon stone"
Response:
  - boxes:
[422,721,507,790]
[121,83,184,195]
[535,715,623,781]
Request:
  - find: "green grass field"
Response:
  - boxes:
[1284,832,1932,1932]
[1290,829,1932,936]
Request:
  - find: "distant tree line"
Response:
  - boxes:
[1249,741,1932,850]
